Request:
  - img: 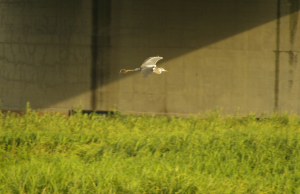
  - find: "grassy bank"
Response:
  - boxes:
[1,108,300,193]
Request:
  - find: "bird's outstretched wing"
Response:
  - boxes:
[141,56,163,67]
[141,67,154,78]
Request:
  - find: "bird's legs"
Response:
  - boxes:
[119,69,135,73]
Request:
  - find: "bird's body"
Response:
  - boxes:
[120,56,167,78]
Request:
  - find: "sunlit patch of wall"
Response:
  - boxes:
[114,26,277,116]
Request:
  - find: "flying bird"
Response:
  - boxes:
[119,56,168,78]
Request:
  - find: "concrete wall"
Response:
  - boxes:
[1,0,300,116]
[0,0,93,113]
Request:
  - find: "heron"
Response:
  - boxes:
[119,56,168,78]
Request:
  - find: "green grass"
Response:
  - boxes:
[1,107,300,193]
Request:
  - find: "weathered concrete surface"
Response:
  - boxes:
[0,0,93,113]
[0,0,300,116]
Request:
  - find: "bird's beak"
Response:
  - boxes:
[165,70,168,72]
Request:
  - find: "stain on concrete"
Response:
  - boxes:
[289,69,294,89]
[289,0,299,45]
[289,51,296,67]
[288,51,298,91]
[287,0,298,93]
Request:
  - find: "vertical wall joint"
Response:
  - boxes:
[91,0,99,110]
[274,0,281,113]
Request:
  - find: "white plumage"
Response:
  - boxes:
[120,56,168,78]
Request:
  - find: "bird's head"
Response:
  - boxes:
[160,68,168,72]
[153,67,168,75]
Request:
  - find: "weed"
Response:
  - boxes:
[1,108,300,193]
